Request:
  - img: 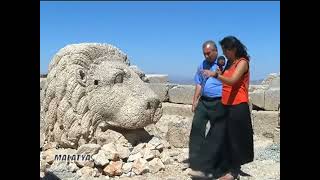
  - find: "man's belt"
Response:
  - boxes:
[200,96,221,101]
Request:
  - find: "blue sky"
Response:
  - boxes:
[40,1,280,81]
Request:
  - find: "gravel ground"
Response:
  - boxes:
[45,136,279,180]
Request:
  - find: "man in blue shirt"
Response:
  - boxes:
[188,41,228,178]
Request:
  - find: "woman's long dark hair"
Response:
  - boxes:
[219,36,250,71]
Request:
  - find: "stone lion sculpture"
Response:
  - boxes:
[40,43,162,148]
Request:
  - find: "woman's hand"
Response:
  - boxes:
[216,67,222,75]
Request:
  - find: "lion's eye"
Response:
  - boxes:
[79,70,85,80]
[114,74,123,84]
[76,69,87,86]
[94,80,99,85]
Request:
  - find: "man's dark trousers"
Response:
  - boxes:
[189,96,227,175]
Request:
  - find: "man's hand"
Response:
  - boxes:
[192,84,201,112]
[192,99,199,112]
[202,69,216,78]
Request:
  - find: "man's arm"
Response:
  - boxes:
[192,84,202,112]
[192,64,203,112]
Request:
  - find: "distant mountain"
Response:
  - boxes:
[169,76,194,85]
[250,79,264,85]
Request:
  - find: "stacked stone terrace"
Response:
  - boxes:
[144,72,280,145]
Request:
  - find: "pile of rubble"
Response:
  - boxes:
[40,132,190,179]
